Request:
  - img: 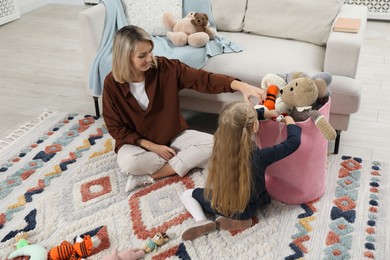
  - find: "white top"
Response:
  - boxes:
[129,81,149,111]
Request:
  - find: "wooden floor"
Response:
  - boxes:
[0,4,389,164]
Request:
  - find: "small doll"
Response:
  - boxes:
[142,232,169,253]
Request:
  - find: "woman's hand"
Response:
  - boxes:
[230,80,266,105]
[149,144,177,161]
[136,138,176,161]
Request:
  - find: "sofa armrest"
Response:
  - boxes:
[324,4,368,78]
[78,4,106,94]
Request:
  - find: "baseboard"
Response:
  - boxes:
[84,0,99,4]
[368,12,390,21]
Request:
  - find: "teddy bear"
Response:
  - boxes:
[162,11,216,48]
[279,71,337,140]
[191,13,215,39]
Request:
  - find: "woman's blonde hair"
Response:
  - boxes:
[205,101,258,217]
[112,25,157,83]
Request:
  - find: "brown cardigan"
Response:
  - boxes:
[102,56,236,153]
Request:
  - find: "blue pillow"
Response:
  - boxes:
[183,0,216,28]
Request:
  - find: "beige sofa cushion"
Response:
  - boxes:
[210,0,246,31]
[244,0,343,45]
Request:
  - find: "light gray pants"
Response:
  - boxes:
[117,130,213,177]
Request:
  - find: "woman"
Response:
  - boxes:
[102,25,266,192]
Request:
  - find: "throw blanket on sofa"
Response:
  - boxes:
[88,0,242,97]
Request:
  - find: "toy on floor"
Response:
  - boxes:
[47,235,93,260]
[102,248,145,260]
[7,232,48,260]
[142,232,169,253]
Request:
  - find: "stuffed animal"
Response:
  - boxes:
[162,12,215,48]
[48,235,93,260]
[8,232,48,260]
[279,72,337,140]
[191,13,215,39]
[142,232,169,253]
[102,248,145,260]
[260,73,287,111]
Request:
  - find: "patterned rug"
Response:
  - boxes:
[0,111,389,259]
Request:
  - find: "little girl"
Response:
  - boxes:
[180,101,302,241]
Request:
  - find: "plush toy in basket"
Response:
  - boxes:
[162,11,216,47]
[259,73,287,111]
[278,71,337,140]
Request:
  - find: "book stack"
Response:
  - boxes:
[333,18,361,33]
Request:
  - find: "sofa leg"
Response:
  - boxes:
[93,96,100,117]
[333,130,341,154]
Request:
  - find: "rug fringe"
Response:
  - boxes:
[0,109,56,151]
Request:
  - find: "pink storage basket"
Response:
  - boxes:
[256,98,330,204]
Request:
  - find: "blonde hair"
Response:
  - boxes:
[112,25,157,83]
[205,101,257,217]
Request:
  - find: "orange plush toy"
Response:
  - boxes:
[260,73,287,111]
[48,235,93,260]
[263,85,279,110]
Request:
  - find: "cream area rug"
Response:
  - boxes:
[0,111,389,259]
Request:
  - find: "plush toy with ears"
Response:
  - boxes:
[260,73,287,111]
[279,72,337,140]
[47,235,93,260]
[191,12,215,39]
[162,12,215,48]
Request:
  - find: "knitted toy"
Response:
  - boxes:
[260,73,288,111]
[279,71,337,140]
[7,232,48,260]
[162,12,215,47]
[142,232,169,253]
[47,235,93,260]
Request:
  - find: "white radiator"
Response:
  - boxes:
[0,0,20,25]
[345,0,390,20]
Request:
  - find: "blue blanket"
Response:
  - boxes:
[88,0,242,97]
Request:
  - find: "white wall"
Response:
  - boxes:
[18,0,84,15]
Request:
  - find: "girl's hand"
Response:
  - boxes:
[282,115,296,125]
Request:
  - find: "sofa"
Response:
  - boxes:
[78,0,368,154]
